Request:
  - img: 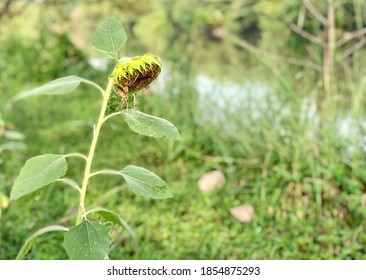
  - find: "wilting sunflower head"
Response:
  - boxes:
[110,53,162,95]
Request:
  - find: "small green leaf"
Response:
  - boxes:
[16,225,68,260]
[92,18,127,61]
[10,154,67,201]
[87,208,136,240]
[11,76,84,102]
[120,165,172,199]
[123,110,180,139]
[63,220,110,260]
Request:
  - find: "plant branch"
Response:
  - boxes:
[75,79,113,225]
[81,79,105,97]
[337,27,366,47]
[323,0,336,97]
[0,0,12,19]
[64,152,88,161]
[303,0,328,26]
[102,111,123,124]
[342,36,366,58]
[284,17,326,47]
[89,169,121,178]
[0,0,31,21]
[57,178,81,193]
[228,34,322,72]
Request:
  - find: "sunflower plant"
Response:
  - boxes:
[9,18,179,260]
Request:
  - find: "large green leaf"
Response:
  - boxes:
[16,225,68,260]
[10,154,67,200]
[63,220,110,260]
[123,110,180,139]
[87,208,136,240]
[92,18,127,61]
[120,165,172,199]
[11,76,84,102]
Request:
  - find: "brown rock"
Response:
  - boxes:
[230,205,255,223]
[198,170,225,192]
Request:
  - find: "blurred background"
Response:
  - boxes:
[0,0,365,259]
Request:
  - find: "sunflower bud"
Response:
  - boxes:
[110,53,162,96]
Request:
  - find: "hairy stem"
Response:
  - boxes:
[75,79,113,225]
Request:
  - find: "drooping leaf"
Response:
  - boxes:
[87,208,136,240]
[11,76,84,102]
[120,165,172,199]
[123,110,180,139]
[92,18,127,61]
[63,220,110,260]
[10,154,67,200]
[16,225,68,260]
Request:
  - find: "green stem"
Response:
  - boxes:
[75,79,113,225]
[89,169,121,178]
[57,178,82,193]
[81,79,105,96]
[102,111,123,124]
[65,153,88,161]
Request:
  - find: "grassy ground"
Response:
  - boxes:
[0,33,365,260]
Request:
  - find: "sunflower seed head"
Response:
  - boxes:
[110,53,162,94]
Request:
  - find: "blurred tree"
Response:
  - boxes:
[226,0,365,107]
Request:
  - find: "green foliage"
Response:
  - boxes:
[7,18,178,260]
[10,154,67,201]
[120,165,172,199]
[11,76,84,102]
[106,90,126,114]
[0,129,26,154]
[2,131,25,141]
[92,18,128,61]
[16,225,68,260]
[0,0,365,261]
[0,116,26,221]
[87,208,136,240]
[123,110,180,139]
[63,220,109,260]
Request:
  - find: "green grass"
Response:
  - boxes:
[0,34,365,260]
